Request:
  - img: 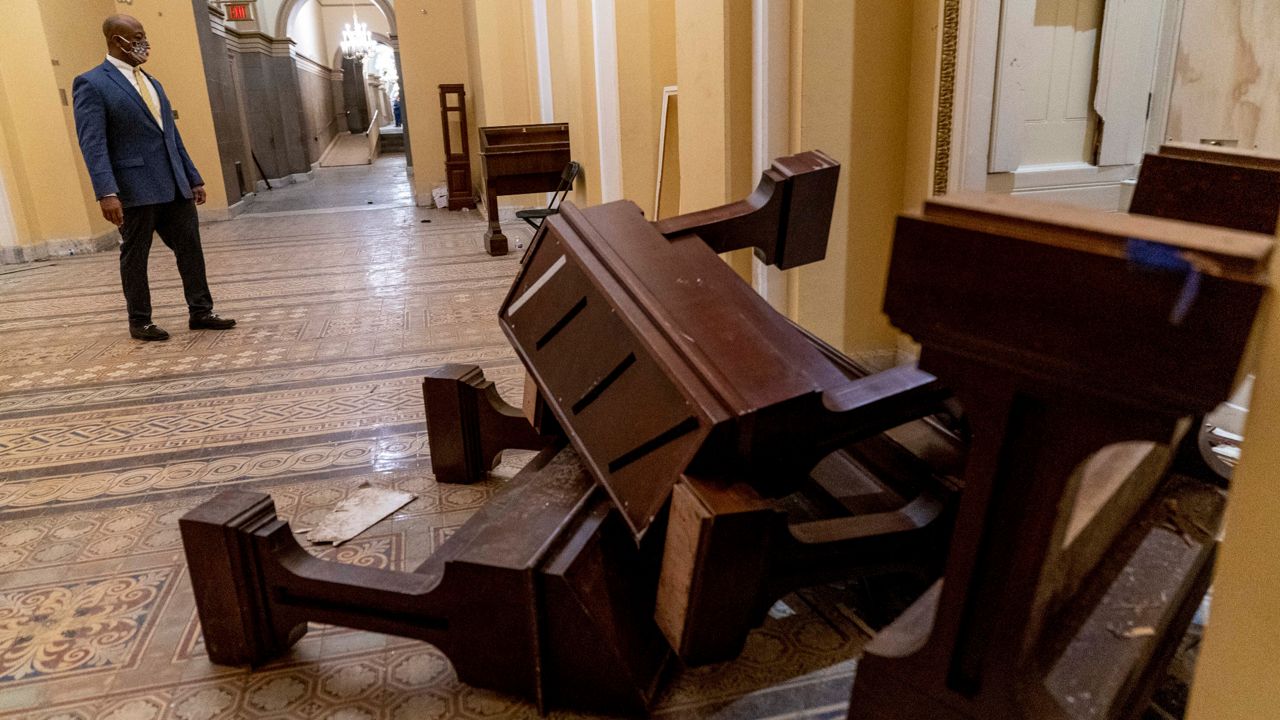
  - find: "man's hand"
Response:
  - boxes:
[99,196,124,226]
[193,185,207,206]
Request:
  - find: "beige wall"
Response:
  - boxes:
[321,6,391,67]
[291,0,329,66]
[124,0,230,212]
[672,0,753,280]
[1175,5,1280,719]
[785,0,935,358]
[466,0,544,209]
[789,0,853,347]
[1188,227,1280,720]
[547,0,603,206]
[615,0,677,218]
[398,0,474,204]
[472,0,541,126]
[1167,0,1280,156]
[0,0,113,251]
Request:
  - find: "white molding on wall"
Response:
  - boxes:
[590,0,623,202]
[751,0,790,312]
[951,0,1001,192]
[0,163,18,253]
[532,0,555,123]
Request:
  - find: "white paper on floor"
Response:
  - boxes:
[306,485,416,545]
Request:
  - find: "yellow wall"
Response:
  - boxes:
[0,76,33,247]
[473,0,541,126]
[673,0,753,279]
[786,0,932,358]
[398,0,474,204]
[615,0,676,218]
[790,0,854,347]
[1188,238,1280,720]
[116,0,230,213]
[547,0,602,206]
[0,0,107,248]
[38,0,119,242]
[467,0,544,209]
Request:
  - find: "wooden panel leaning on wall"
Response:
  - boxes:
[180,151,976,715]
[846,192,1272,720]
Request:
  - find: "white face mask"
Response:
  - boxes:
[115,35,150,64]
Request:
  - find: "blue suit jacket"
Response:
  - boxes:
[72,59,203,208]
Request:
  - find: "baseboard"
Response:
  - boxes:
[0,229,119,265]
[255,169,315,193]
[198,194,256,223]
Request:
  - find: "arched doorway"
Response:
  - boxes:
[280,0,411,164]
[276,0,397,38]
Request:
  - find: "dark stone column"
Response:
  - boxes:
[238,49,312,181]
[189,1,250,203]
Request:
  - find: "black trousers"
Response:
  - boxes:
[119,197,214,326]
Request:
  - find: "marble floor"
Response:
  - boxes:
[0,158,868,720]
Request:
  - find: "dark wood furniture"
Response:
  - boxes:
[1131,143,1280,234]
[182,151,976,712]
[1129,144,1280,483]
[847,193,1271,720]
[478,123,570,255]
[438,84,476,211]
[500,150,966,664]
[181,438,669,715]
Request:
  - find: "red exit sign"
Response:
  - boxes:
[225,3,254,22]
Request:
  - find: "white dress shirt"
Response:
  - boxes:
[105,54,161,125]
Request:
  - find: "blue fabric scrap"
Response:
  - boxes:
[1125,238,1201,325]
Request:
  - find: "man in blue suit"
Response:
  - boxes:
[73,14,235,341]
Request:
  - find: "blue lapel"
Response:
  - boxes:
[98,60,163,132]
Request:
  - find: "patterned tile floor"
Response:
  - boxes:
[0,157,867,720]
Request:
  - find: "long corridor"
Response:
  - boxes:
[0,162,866,719]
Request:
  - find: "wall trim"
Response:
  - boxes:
[276,0,397,38]
[0,229,119,266]
[933,0,961,195]
[590,0,624,202]
[293,51,332,78]
[197,194,258,223]
[532,0,555,123]
[751,0,790,312]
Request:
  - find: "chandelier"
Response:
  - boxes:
[340,5,376,61]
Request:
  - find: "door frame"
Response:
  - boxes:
[941,0,1185,206]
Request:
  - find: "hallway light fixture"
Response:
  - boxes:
[340,3,376,61]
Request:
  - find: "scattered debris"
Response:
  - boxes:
[1108,624,1157,640]
[306,485,416,545]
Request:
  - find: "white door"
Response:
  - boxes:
[956,0,1181,209]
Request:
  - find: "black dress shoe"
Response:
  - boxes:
[189,313,236,330]
[129,323,170,341]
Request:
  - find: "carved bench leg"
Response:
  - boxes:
[423,364,556,484]
[179,491,307,666]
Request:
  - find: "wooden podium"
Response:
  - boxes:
[477,123,570,255]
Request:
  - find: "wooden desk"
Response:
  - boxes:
[478,123,570,255]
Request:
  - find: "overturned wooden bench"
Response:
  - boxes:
[847,193,1271,720]
[182,151,970,714]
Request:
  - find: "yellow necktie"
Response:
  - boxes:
[133,67,161,126]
